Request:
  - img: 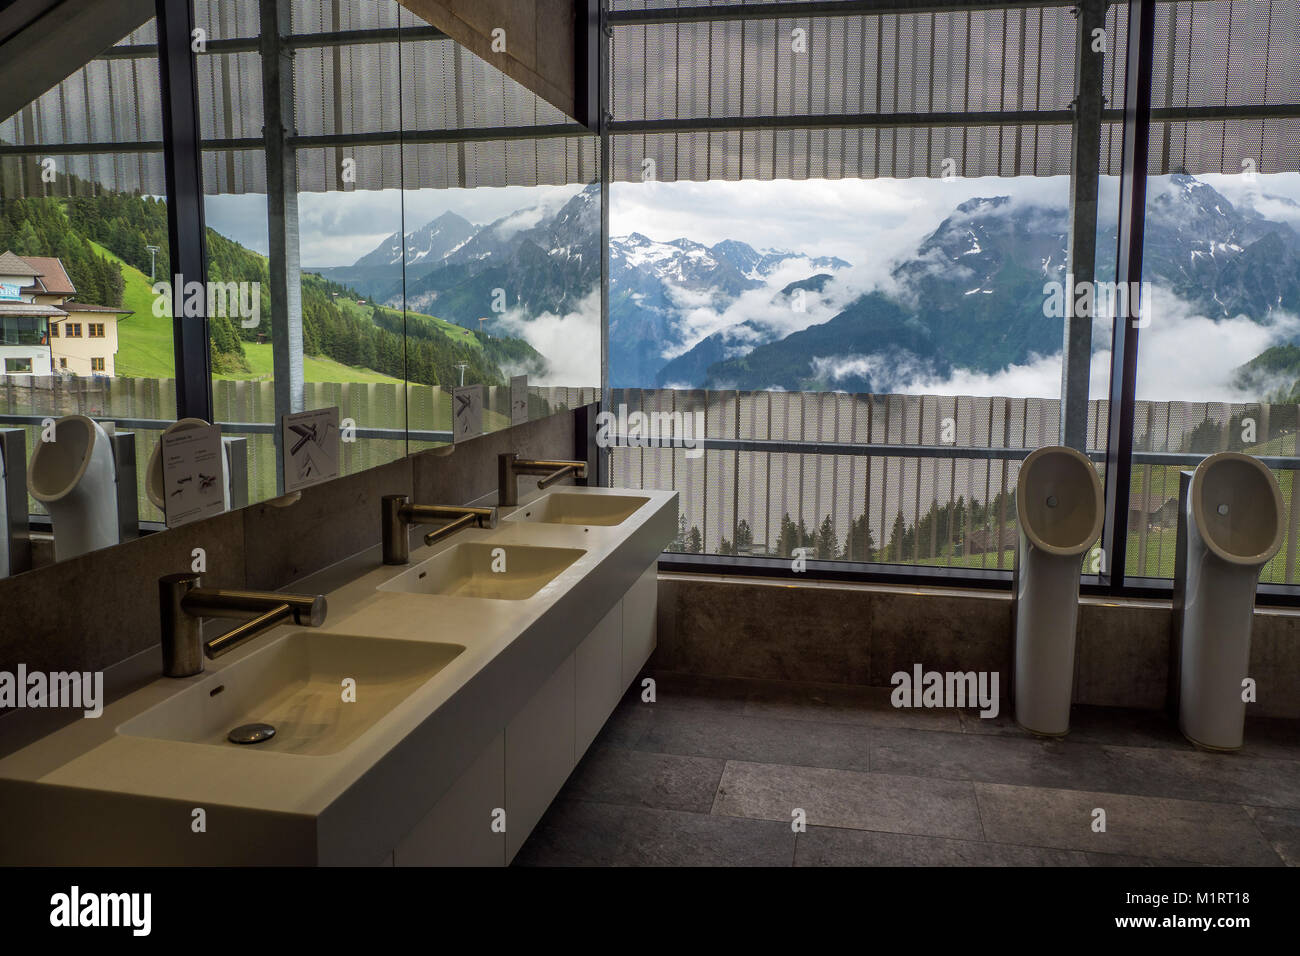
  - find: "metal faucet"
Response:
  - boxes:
[381,494,498,565]
[158,573,327,678]
[498,452,588,507]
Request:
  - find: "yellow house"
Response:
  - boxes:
[16,255,132,377]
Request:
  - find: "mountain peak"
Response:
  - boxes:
[954,195,1012,215]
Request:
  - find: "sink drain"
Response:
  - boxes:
[228,722,276,745]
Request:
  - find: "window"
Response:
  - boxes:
[90,357,105,372]
[66,323,81,338]
[88,323,104,337]
[59,358,67,369]
[4,358,33,373]
[49,323,58,337]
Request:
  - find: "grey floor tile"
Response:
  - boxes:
[1084,853,1211,867]
[1066,706,1194,750]
[871,727,1118,791]
[1097,745,1300,809]
[637,707,874,772]
[975,782,1283,866]
[1245,806,1300,866]
[959,704,1192,751]
[512,799,795,867]
[713,760,983,841]
[1242,717,1300,763]
[564,746,725,813]
[743,680,963,732]
[957,707,1023,736]
[590,701,653,750]
[795,826,1088,866]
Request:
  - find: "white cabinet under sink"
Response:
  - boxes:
[505,655,576,860]
[622,563,658,687]
[395,732,506,867]
[576,602,623,758]
[389,559,660,866]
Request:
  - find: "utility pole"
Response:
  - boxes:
[145,244,160,281]
[455,362,468,387]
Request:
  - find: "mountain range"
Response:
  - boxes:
[314,174,1300,395]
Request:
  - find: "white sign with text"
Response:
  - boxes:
[161,423,225,527]
[453,385,484,442]
[281,406,341,492]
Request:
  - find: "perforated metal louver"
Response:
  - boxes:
[608,0,1300,181]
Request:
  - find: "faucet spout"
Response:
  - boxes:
[380,495,496,564]
[159,574,327,677]
[498,452,589,506]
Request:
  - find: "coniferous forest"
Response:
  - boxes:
[0,194,543,386]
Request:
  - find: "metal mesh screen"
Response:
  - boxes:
[610,388,1300,585]
[609,0,1300,180]
[0,21,165,198]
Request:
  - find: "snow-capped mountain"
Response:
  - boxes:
[702,173,1300,393]
[312,172,1300,393]
[351,210,477,270]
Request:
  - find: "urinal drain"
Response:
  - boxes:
[228,722,276,744]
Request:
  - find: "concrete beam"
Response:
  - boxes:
[396,0,583,123]
[259,0,304,493]
[1059,0,1106,451]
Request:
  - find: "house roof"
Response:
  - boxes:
[61,302,132,315]
[0,250,41,277]
[0,302,66,317]
[19,256,76,295]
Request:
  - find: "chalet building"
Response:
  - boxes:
[0,251,131,377]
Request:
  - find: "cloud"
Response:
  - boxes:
[877,285,1300,402]
[493,287,601,387]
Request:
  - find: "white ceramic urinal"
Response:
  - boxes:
[1013,445,1105,736]
[146,418,232,515]
[1177,452,1283,751]
[28,415,120,561]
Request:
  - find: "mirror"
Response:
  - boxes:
[0,0,600,577]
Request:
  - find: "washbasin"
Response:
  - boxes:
[378,542,585,600]
[117,632,464,756]
[506,492,649,526]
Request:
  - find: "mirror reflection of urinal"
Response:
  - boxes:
[1176,452,1283,751]
[1012,445,1105,736]
[146,418,234,517]
[27,415,120,561]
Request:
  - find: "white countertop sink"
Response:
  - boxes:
[504,491,650,527]
[0,483,679,865]
[378,542,585,600]
[118,633,465,756]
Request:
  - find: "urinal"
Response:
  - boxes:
[1012,445,1105,736]
[28,415,120,561]
[1175,452,1283,751]
[146,418,233,516]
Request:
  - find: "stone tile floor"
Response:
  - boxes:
[515,672,1300,867]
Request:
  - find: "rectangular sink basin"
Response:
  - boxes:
[506,492,649,527]
[378,542,585,600]
[118,632,463,756]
